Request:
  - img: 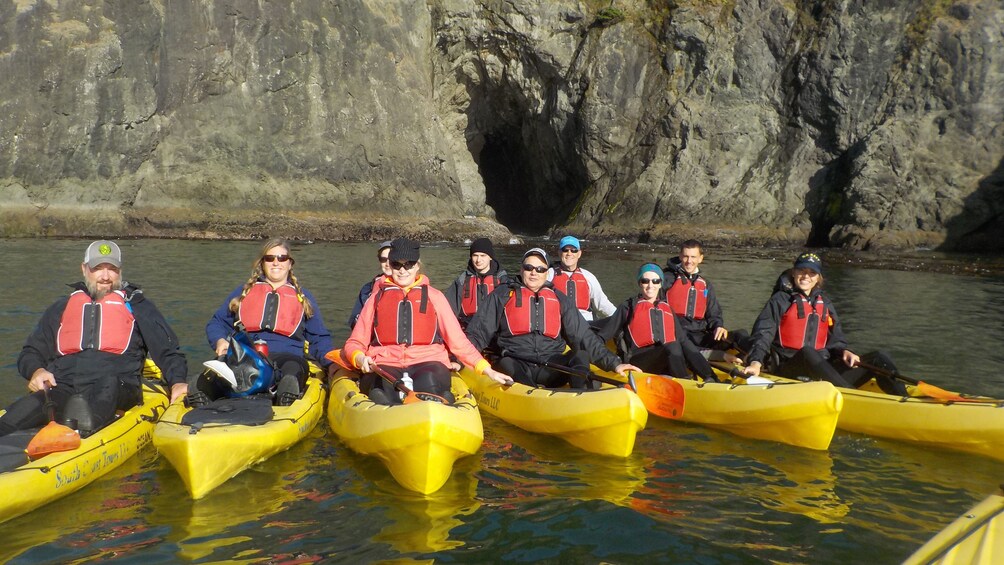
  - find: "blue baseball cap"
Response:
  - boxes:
[558,236,581,251]
[793,252,822,274]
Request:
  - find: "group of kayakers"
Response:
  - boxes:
[0,234,906,443]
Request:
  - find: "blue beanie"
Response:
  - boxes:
[637,263,662,281]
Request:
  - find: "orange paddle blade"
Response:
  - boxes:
[325,348,355,371]
[26,421,81,460]
[629,373,685,419]
[917,381,975,402]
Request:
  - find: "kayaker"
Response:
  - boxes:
[741,252,907,395]
[199,237,336,406]
[595,263,720,382]
[466,247,641,388]
[663,239,729,349]
[445,238,509,328]
[348,240,393,329]
[343,238,513,405]
[0,240,188,437]
[546,236,617,321]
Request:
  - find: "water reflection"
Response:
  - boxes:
[4,239,1004,563]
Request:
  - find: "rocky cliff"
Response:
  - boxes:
[0,0,1001,250]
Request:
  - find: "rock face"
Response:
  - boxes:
[0,0,1001,250]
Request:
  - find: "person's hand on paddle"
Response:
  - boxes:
[358,355,376,374]
[713,327,729,341]
[28,368,57,392]
[614,363,642,377]
[483,367,513,386]
[214,338,230,357]
[743,361,762,377]
[842,350,860,368]
[169,382,188,403]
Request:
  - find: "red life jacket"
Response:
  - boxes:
[56,290,136,355]
[667,274,708,320]
[238,282,305,338]
[552,269,590,311]
[372,282,442,346]
[503,286,562,339]
[460,272,502,317]
[626,299,677,348]
[778,293,830,350]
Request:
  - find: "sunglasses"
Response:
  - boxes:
[390,260,418,271]
[560,247,579,253]
[262,254,291,263]
[639,278,662,285]
[522,264,549,274]
[378,256,390,263]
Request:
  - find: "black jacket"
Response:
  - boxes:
[662,258,725,338]
[17,282,188,388]
[445,259,509,325]
[746,283,849,366]
[465,277,622,371]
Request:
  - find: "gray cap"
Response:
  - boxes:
[522,247,549,265]
[84,240,122,269]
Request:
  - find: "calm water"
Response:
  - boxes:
[2,238,1003,564]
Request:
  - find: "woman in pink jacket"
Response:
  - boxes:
[343,238,512,404]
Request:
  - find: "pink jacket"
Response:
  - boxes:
[343,274,491,374]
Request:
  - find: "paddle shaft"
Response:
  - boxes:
[498,350,685,418]
[42,387,56,422]
[854,361,913,383]
[499,351,622,387]
[369,363,448,404]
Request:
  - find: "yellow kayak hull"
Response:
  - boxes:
[0,382,169,524]
[676,375,842,450]
[326,372,483,495]
[153,376,325,499]
[836,380,1004,462]
[594,366,842,450]
[904,490,1004,565]
[459,367,648,457]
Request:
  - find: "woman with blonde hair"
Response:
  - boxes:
[200,238,335,405]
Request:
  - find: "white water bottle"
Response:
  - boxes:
[400,372,412,400]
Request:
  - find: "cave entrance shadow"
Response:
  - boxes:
[472,124,587,236]
[940,156,1004,252]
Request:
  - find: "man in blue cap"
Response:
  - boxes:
[547,235,616,321]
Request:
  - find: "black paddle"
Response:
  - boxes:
[498,351,685,419]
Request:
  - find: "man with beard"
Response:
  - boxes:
[0,241,188,437]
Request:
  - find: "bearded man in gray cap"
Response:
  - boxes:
[0,240,188,437]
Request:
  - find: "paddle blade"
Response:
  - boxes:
[325,348,355,371]
[630,373,685,419]
[917,381,970,402]
[403,391,449,405]
[26,421,82,460]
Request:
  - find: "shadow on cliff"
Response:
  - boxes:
[475,124,588,236]
[939,156,1004,252]
[803,143,864,248]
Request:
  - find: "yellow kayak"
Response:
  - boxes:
[326,371,483,494]
[835,379,1004,463]
[154,375,325,499]
[459,367,648,457]
[904,488,1004,564]
[593,366,842,450]
[0,380,169,524]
